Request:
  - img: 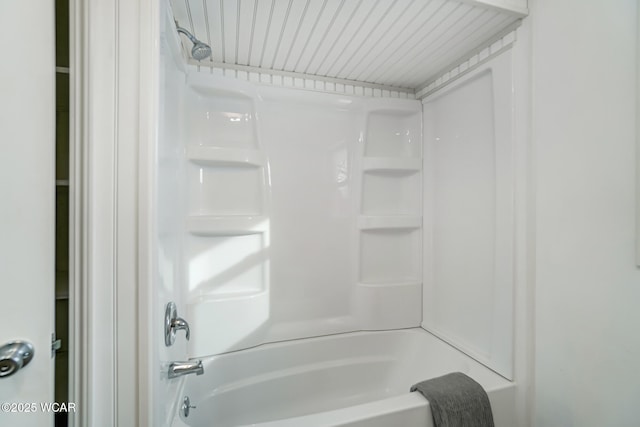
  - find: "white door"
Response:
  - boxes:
[0,2,56,426]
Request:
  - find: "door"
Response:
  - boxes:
[0,2,56,426]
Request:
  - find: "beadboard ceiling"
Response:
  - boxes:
[170,0,525,91]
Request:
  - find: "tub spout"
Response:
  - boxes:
[168,360,204,379]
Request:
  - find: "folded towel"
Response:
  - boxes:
[410,372,495,427]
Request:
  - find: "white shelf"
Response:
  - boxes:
[362,157,421,173]
[356,280,421,288]
[357,216,421,230]
[188,289,268,303]
[187,146,265,167]
[186,215,268,236]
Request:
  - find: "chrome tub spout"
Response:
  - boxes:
[168,360,204,379]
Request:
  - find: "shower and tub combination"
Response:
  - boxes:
[153,0,530,426]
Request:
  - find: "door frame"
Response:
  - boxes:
[70,0,157,425]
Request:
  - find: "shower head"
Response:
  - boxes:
[176,26,212,61]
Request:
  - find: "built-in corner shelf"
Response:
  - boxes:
[357,280,421,288]
[357,215,421,230]
[186,215,268,236]
[361,166,421,216]
[181,80,274,357]
[362,157,421,173]
[187,146,265,168]
[186,145,267,217]
[358,107,422,298]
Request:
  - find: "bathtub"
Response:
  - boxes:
[171,328,516,427]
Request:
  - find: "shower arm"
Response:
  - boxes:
[176,26,198,45]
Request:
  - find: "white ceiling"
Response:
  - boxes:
[171,0,524,91]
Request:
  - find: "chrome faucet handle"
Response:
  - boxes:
[172,316,190,341]
[165,302,191,346]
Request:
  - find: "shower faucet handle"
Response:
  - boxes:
[172,317,190,340]
[165,302,191,346]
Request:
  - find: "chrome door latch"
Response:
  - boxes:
[51,333,62,358]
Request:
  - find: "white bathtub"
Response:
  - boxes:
[171,328,516,427]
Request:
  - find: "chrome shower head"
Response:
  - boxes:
[176,26,212,61]
[190,41,212,61]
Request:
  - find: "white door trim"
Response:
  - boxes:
[72,0,158,425]
[68,0,85,425]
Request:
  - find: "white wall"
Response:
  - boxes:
[531,1,640,426]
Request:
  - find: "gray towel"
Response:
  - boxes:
[410,372,495,427]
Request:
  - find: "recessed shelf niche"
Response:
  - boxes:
[187,163,265,216]
[364,110,421,158]
[185,233,267,300]
[361,170,421,216]
[186,88,258,149]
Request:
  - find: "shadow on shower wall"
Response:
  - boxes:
[189,241,270,297]
[186,232,272,356]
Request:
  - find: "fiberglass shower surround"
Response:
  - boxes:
[183,75,424,358]
[156,0,528,426]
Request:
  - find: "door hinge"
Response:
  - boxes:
[51,333,62,358]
